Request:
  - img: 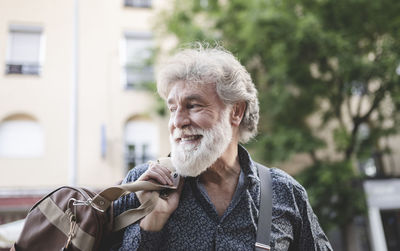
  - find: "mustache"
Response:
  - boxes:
[172,127,205,139]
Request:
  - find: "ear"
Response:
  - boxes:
[230,102,246,127]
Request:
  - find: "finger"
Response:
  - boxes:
[140,169,167,185]
[138,162,174,185]
[148,162,174,185]
[150,168,173,186]
[157,165,174,185]
[143,167,171,185]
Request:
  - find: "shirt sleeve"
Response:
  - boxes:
[294,184,333,251]
[110,164,165,251]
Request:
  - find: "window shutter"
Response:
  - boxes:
[9,31,41,63]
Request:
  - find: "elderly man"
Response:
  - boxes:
[112,46,332,250]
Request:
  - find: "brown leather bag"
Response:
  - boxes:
[11,177,178,251]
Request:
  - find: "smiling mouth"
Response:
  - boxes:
[177,135,202,143]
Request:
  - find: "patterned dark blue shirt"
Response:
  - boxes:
[112,146,332,250]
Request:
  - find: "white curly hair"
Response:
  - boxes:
[157,44,259,143]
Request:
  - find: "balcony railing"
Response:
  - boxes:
[5,63,41,75]
[124,0,152,8]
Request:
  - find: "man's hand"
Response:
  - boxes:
[136,161,184,232]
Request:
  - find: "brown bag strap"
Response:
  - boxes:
[90,158,178,231]
[92,157,177,212]
[91,180,175,211]
[112,191,159,231]
[89,180,177,232]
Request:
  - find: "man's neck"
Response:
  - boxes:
[199,142,240,184]
[198,142,241,217]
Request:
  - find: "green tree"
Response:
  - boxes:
[156,0,400,249]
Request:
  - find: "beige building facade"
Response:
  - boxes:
[0,0,170,196]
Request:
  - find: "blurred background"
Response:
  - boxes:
[0,0,400,250]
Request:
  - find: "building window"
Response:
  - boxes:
[0,116,44,158]
[124,119,158,171]
[122,32,154,89]
[381,209,400,251]
[124,0,152,8]
[6,25,44,75]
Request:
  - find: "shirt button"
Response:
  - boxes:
[217,225,223,233]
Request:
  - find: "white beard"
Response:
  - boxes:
[170,108,233,177]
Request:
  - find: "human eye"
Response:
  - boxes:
[169,106,177,112]
[187,103,202,109]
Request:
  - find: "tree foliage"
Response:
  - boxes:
[156,0,400,247]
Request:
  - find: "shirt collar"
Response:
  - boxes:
[237,144,260,185]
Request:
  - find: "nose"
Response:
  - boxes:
[172,107,190,129]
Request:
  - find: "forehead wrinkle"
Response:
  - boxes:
[167,93,207,105]
[185,94,206,103]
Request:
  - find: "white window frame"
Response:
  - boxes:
[6,24,45,75]
[364,180,400,251]
[124,0,152,8]
[124,119,159,171]
[121,31,154,89]
[0,118,45,158]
